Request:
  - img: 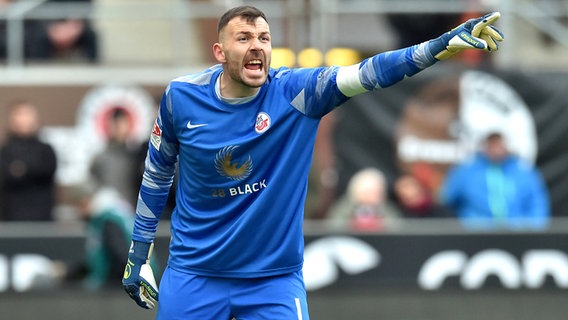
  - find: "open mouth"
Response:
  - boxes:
[244,59,263,71]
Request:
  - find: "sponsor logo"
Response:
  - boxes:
[418,249,568,290]
[255,112,271,134]
[212,146,270,197]
[228,179,267,196]
[187,120,208,129]
[303,237,381,291]
[460,32,480,46]
[214,145,253,181]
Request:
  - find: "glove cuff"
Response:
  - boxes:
[426,35,450,61]
[130,240,153,262]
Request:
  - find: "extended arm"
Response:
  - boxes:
[336,12,503,97]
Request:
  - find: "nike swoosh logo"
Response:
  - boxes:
[187,121,208,129]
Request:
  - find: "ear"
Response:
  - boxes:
[213,43,226,63]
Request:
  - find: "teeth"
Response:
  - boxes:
[248,60,262,65]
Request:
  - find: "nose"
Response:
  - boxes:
[250,39,263,51]
[250,47,264,59]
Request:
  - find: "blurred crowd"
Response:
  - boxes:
[0,0,97,63]
[0,1,555,292]
[0,97,551,229]
[0,95,552,291]
[0,100,550,226]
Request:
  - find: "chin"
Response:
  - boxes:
[245,77,267,88]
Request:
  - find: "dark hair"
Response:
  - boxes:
[110,107,128,121]
[217,5,268,34]
[485,131,504,142]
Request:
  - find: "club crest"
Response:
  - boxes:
[255,112,271,134]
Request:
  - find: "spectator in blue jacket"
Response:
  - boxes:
[440,131,550,230]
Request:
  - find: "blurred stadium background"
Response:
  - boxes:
[2,0,568,319]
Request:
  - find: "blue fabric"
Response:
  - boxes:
[361,47,424,89]
[157,267,308,320]
[440,153,550,230]
[131,44,432,279]
[134,65,345,278]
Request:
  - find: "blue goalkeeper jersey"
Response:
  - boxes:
[132,43,436,278]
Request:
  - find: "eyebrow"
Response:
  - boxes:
[235,31,270,37]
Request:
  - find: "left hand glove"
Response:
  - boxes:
[122,241,159,310]
[429,12,504,60]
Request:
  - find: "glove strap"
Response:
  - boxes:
[427,35,448,60]
[426,35,451,61]
[130,240,153,263]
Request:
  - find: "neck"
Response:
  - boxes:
[219,72,260,98]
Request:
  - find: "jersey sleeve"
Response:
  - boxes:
[132,86,179,243]
[336,42,437,97]
[277,42,436,118]
[279,66,349,119]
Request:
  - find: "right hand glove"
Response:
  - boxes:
[122,241,159,309]
[428,11,504,60]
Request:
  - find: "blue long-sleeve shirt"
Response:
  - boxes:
[132,42,437,278]
[440,153,550,230]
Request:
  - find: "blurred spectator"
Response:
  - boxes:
[439,131,550,230]
[67,182,134,290]
[394,173,453,218]
[327,167,401,231]
[90,107,140,206]
[26,0,98,63]
[0,101,57,221]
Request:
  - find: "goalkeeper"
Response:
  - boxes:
[122,5,503,319]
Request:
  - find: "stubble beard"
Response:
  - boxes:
[228,65,266,89]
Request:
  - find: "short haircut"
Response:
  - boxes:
[217,5,268,34]
[110,107,128,121]
[483,131,504,144]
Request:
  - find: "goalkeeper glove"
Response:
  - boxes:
[428,12,504,60]
[122,241,159,309]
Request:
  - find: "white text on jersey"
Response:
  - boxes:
[229,179,267,196]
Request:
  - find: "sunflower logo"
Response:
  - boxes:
[215,145,253,181]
